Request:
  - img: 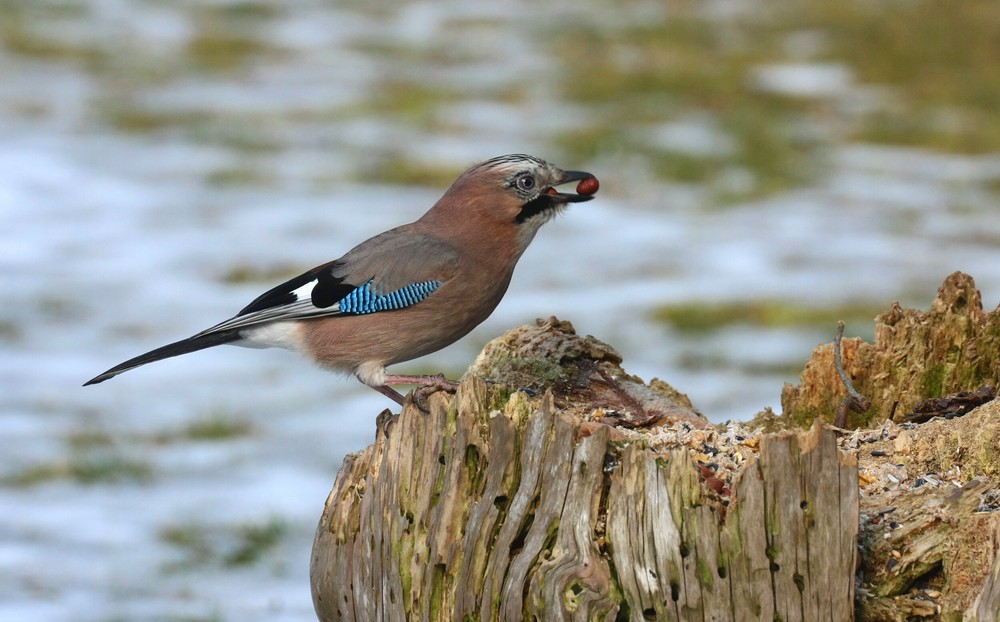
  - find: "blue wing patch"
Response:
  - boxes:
[338,279,442,315]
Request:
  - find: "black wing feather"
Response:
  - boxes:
[236,260,356,316]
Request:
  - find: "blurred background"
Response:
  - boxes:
[2,0,999,619]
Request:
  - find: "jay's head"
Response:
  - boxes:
[428,154,598,248]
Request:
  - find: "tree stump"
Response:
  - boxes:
[310,319,859,621]
[848,399,1000,619]
[312,273,1000,620]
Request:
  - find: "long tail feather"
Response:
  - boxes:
[83,330,242,386]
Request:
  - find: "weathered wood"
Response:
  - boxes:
[312,275,1000,620]
[311,320,859,621]
[850,399,1000,619]
[780,271,1000,429]
[970,519,1000,620]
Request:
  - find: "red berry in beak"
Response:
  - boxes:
[576,175,599,196]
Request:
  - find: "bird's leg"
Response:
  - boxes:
[371,383,406,406]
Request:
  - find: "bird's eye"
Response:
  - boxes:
[516,175,536,191]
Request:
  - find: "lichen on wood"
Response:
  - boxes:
[311,274,1000,621]
[311,318,858,621]
[780,271,1000,429]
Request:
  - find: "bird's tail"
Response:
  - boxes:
[83,330,242,386]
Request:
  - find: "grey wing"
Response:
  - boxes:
[194,229,460,337]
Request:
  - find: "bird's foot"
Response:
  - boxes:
[383,373,459,413]
[383,373,459,391]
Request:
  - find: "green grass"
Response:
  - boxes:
[653,299,884,334]
[160,516,289,571]
[203,164,279,188]
[1,422,155,487]
[550,0,1000,201]
[147,412,255,444]
[353,153,467,188]
[0,3,107,68]
[184,3,286,73]
[184,31,277,72]
[550,17,823,200]
[183,413,254,441]
[777,0,1000,153]
[0,412,253,487]
[98,104,211,134]
[4,0,996,204]
[2,454,153,487]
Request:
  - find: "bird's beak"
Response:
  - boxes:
[545,170,598,203]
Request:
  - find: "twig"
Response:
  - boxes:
[833,321,871,428]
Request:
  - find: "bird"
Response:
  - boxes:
[85,154,599,405]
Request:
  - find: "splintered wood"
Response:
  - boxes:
[311,274,1000,620]
[780,271,1000,429]
[310,378,858,621]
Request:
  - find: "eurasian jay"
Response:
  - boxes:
[85,154,599,405]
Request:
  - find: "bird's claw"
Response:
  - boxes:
[411,378,459,413]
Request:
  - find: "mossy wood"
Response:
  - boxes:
[310,383,858,619]
[852,400,1000,619]
[781,271,1000,428]
[312,272,1000,620]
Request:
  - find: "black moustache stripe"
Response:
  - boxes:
[515,196,553,224]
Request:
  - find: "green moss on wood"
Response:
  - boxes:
[782,273,1000,427]
[697,559,714,588]
[921,363,947,398]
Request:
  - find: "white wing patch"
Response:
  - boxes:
[193,277,343,337]
[291,281,316,302]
